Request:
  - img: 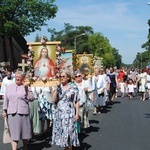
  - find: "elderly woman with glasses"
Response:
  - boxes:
[52,70,80,150]
[74,70,92,133]
[3,71,34,150]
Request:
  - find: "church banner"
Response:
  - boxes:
[26,41,61,86]
[76,53,93,75]
[93,56,103,68]
[60,50,74,75]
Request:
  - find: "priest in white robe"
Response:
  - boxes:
[0,70,15,97]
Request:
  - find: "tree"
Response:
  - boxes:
[35,34,41,42]
[0,0,58,69]
[142,19,150,52]
[133,19,150,68]
[48,23,93,52]
[88,33,120,68]
[133,51,150,68]
[112,48,122,68]
[48,25,123,68]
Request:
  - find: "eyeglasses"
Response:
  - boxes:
[60,76,66,79]
[75,75,81,78]
[15,76,22,79]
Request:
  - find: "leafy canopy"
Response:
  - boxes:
[133,19,150,68]
[47,23,122,68]
[142,19,150,51]
[0,0,58,37]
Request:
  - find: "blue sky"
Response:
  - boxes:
[25,0,150,64]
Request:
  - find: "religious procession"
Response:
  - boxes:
[1,39,150,150]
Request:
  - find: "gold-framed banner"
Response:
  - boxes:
[25,78,60,87]
[76,53,93,75]
[25,41,62,86]
[93,56,103,68]
[60,50,74,75]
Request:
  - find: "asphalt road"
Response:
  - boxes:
[0,94,150,150]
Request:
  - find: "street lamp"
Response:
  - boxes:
[141,55,142,68]
[74,33,86,51]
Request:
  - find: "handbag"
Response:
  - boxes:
[3,117,11,144]
[97,87,104,94]
[75,121,81,133]
[86,98,94,111]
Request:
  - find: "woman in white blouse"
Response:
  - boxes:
[91,65,106,114]
[74,70,92,132]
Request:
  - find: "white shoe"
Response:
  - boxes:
[98,111,101,114]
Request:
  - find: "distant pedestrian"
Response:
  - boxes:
[118,68,125,82]
[107,67,118,103]
[137,69,147,101]
[146,70,150,99]
[118,78,126,97]
[127,79,136,99]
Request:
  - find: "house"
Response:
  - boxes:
[0,36,28,70]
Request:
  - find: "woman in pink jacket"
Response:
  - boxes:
[3,71,34,150]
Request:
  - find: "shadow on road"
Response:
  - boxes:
[17,132,52,150]
[74,119,101,150]
[26,130,93,150]
[144,113,150,118]
[86,125,100,134]
[101,106,111,113]
[74,125,100,150]
[17,114,102,150]
[17,124,96,150]
[89,120,99,124]
[74,141,91,150]
[112,101,121,105]
[27,141,51,150]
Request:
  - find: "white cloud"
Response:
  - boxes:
[52,1,146,32]
[25,0,149,64]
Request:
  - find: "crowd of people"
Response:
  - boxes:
[1,65,150,150]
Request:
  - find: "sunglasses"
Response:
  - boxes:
[60,76,66,79]
[75,75,81,78]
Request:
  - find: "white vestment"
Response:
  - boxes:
[0,76,15,95]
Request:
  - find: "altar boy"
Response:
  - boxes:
[0,69,15,97]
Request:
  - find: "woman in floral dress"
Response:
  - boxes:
[52,70,80,150]
[38,86,55,134]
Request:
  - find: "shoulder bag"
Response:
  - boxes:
[3,117,11,144]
